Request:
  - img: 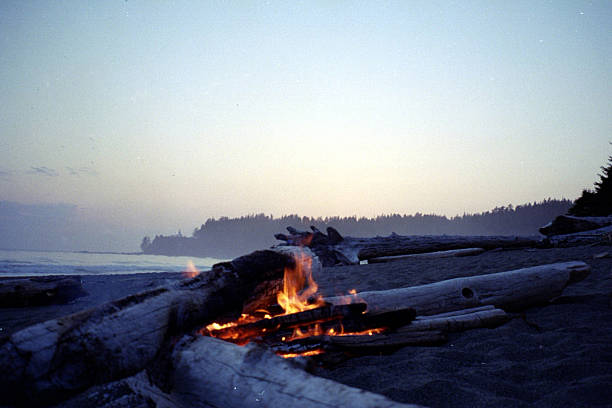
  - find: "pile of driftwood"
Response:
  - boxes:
[275,216,612,267]
[0,243,590,408]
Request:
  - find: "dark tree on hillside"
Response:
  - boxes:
[569,151,612,216]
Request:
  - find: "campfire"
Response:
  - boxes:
[199,248,410,358]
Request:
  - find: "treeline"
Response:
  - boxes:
[140,198,572,259]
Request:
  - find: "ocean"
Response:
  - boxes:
[0,249,225,277]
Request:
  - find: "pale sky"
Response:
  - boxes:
[1,1,611,251]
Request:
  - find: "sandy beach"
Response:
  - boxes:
[1,245,611,407]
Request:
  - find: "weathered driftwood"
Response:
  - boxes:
[169,335,423,408]
[0,249,306,406]
[368,248,485,264]
[539,215,612,236]
[0,276,86,307]
[275,226,541,266]
[325,261,590,316]
[545,225,612,247]
[400,305,510,333]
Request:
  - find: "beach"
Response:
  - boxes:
[1,245,611,407]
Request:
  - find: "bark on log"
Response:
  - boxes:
[368,248,485,264]
[325,261,590,316]
[0,248,309,406]
[0,276,86,307]
[169,335,423,408]
[539,215,612,236]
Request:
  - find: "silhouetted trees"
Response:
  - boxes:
[140,199,572,258]
[569,151,612,216]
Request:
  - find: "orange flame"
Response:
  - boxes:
[183,260,200,278]
[276,250,324,314]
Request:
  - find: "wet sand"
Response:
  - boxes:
[2,245,612,407]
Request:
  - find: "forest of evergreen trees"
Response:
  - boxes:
[141,199,572,259]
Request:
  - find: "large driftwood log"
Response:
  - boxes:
[169,335,423,408]
[0,276,86,307]
[0,249,307,406]
[274,226,541,266]
[325,261,590,316]
[539,215,612,236]
[545,225,612,247]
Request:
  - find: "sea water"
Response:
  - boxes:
[0,249,224,277]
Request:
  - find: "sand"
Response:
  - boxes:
[312,246,612,407]
[2,245,611,407]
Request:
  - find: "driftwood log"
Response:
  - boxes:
[0,276,86,307]
[324,261,590,316]
[539,215,612,236]
[0,249,302,406]
[275,226,541,266]
[169,336,423,408]
[368,248,485,264]
[546,225,612,247]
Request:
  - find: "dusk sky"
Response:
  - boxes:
[1,1,611,251]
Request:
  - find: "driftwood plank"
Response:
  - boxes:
[170,335,424,408]
[325,261,590,316]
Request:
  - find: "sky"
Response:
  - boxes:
[1,1,611,251]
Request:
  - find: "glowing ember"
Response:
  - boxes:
[183,260,200,278]
[278,349,324,359]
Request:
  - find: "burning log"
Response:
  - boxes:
[325,261,590,316]
[0,249,304,406]
[0,275,86,307]
[169,335,423,408]
[368,247,485,263]
[274,226,541,266]
[206,302,368,343]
